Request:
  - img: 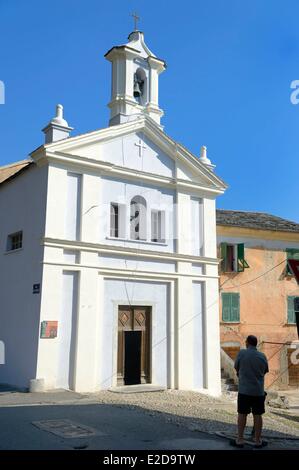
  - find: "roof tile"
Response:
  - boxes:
[216,209,299,233]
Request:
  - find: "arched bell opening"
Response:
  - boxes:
[133,68,147,105]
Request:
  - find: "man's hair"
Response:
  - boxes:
[246,335,258,347]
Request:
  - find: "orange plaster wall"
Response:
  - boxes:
[219,243,299,389]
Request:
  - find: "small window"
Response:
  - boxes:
[7,231,23,251]
[222,292,240,323]
[220,243,249,273]
[110,203,119,238]
[286,249,299,275]
[151,210,165,243]
[287,296,299,324]
[110,203,126,239]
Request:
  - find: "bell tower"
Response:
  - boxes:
[105,29,166,127]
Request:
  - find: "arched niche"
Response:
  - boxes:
[130,195,147,240]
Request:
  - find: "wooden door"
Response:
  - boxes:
[287,349,299,387]
[222,346,240,362]
[117,306,151,386]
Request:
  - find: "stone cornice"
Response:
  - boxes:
[43,237,220,265]
[36,150,224,196]
[30,117,227,194]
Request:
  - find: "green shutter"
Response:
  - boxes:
[222,293,231,322]
[286,249,299,274]
[222,293,240,322]
[231,293,240,322]
[237,243,249,272]
[221,243,227,272]
[287,296,296,324]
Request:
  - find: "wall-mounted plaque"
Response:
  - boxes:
[40,321,58,339]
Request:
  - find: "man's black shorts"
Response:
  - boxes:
[237,393,266,415]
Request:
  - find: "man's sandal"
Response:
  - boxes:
[229,439,244,448]
[254,440,268,449]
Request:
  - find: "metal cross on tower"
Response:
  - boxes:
[131,12,140,31]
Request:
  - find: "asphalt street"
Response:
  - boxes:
[0,403,230,450]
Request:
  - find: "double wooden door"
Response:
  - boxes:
[117,306,151,386]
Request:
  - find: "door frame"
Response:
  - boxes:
[112,301,154,387]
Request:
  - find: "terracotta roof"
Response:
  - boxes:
[0,160,32,185]
[216,209,299,233]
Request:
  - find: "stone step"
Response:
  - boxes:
[221,378,238,392]
[109,384,166,394]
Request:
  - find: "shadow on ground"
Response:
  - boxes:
[0,401,298,450]
[271,410,299,425]
[0,384,25,393]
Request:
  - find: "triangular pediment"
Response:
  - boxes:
[31,117,227,192]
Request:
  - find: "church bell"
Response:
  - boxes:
[133,74,142,98]
[133,81,142,98]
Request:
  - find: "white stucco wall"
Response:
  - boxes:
[1,122,223,396]
[67,132,175,178]
[0,164,48,388]
[100,176,175,252]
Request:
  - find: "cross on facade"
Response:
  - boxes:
[131,12,140,31]
[135,139,146,157]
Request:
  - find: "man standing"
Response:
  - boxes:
[231,335,269,448]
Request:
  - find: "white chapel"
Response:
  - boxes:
[0,29,227,395]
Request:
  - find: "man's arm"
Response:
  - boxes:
[234,353,241,376]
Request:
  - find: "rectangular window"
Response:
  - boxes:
[287,296,299,324]
[110,203,126,238]
[7,231,23,251]
[220,243,249,272]
[222,292,240,322]
[286,249,299,275]
[151,210,165,243]
[110,203,119,238]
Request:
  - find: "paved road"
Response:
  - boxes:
[0,402,231,450]
[1,389,298,450]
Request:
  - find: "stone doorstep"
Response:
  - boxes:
[109,384,166,394]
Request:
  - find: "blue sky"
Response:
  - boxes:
[1,0,299,221]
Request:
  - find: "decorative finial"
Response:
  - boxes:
[51,103,69,127]
[199,145,214,169]
[131,12,140,31]
[56,104,63,120]
[42,103,73,144]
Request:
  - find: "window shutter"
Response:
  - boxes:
[237,243,249,272]
[110,203,119,237]
[221,243,227,272]
[222,293,231,322]
[287,296,296,324]
[286,249,299,274]
[151,210,158,242]
[237,244,245,272]
[159,210,166,243]
[231,293,240,322]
